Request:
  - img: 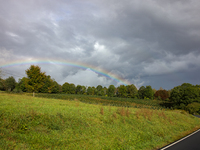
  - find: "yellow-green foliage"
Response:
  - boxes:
[0,93,200,150]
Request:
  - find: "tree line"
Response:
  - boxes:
[1,65,200,114]
[0,65,169,99]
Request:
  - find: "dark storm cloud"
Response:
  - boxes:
[1,0,200,89]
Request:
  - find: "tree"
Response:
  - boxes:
[107,85,116,97]
[74,85,86,94]
[17,77,29,92]
[81,85,87,95]
[118,85,127,97]
[127,84,138,98]
[170,83,200,108]
[152,88,157,95]
[39,75,55,93]
[62,82,70,93]
[0,78,5,91]
[103,87,108,96]
[26,65,46,96]
[154,90,169,100]
[87,86,94,95]
[96,85,103,96]
[143,85,154,99]
[68,83,76,94]
[5,76,16,91]
[51,80,61,93]
[138,86,145,99]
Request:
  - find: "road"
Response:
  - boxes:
[160,115,200,150]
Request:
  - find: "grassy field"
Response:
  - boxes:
[31,93,169,109]
[0,93,200,150]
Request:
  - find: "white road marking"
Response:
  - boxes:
[160,129,200,150]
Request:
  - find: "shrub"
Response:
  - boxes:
[185,102,200,114]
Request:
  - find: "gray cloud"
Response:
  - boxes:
[1,0,200,89]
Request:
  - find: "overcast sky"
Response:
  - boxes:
[0,0,200,90]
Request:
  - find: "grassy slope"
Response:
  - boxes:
[33,93,164,108]
[0,93,200,150]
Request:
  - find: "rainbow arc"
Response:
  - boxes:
[0,58,130,85]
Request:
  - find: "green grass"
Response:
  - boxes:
[30,93,165,109]
[0,93,200,150]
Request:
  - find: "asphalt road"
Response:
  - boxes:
[160,115,200,150]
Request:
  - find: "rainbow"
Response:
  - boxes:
[0,58,131,85]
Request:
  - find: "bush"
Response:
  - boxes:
[185,102,200,114]
[12,88,23,93]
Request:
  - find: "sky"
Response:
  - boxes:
[0,0,200,90]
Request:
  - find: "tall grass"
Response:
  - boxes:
[0,93,200,150]
[29,93,166,109]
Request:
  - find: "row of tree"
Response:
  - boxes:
[1,65,200,114]
[0,65,171,100]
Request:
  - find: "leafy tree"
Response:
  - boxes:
[81,85,87,95]
[96,85,103,96]
[167,90,171,98]
[51,81,61,93]
[92,86,96,94]
[126,84,138,98]
[138,86,145,99]
[39,75,55,93]
[154,90,169,100]
[62,82,76,94]
[17,77,28,92]
[170,86,182,105]
[76,85,81,94]
[68,83,75,94]
[57,84,62,93]
[103,87,108,96]
[143,85,154,99]
[96,85,103,91]
[107,85,115,97]
[170,83,200,107]
[117,85,127,98]
[0,78,5,91]
[0,68,8,91]
[26,65,46,96]
[87,86,94,95]
[76,85,84,94]
[185,102,200,114]
[152,88,157,95]
[5,76,16,91]
[62,82,70,93]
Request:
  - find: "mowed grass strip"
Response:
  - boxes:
[0,93,200,150]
